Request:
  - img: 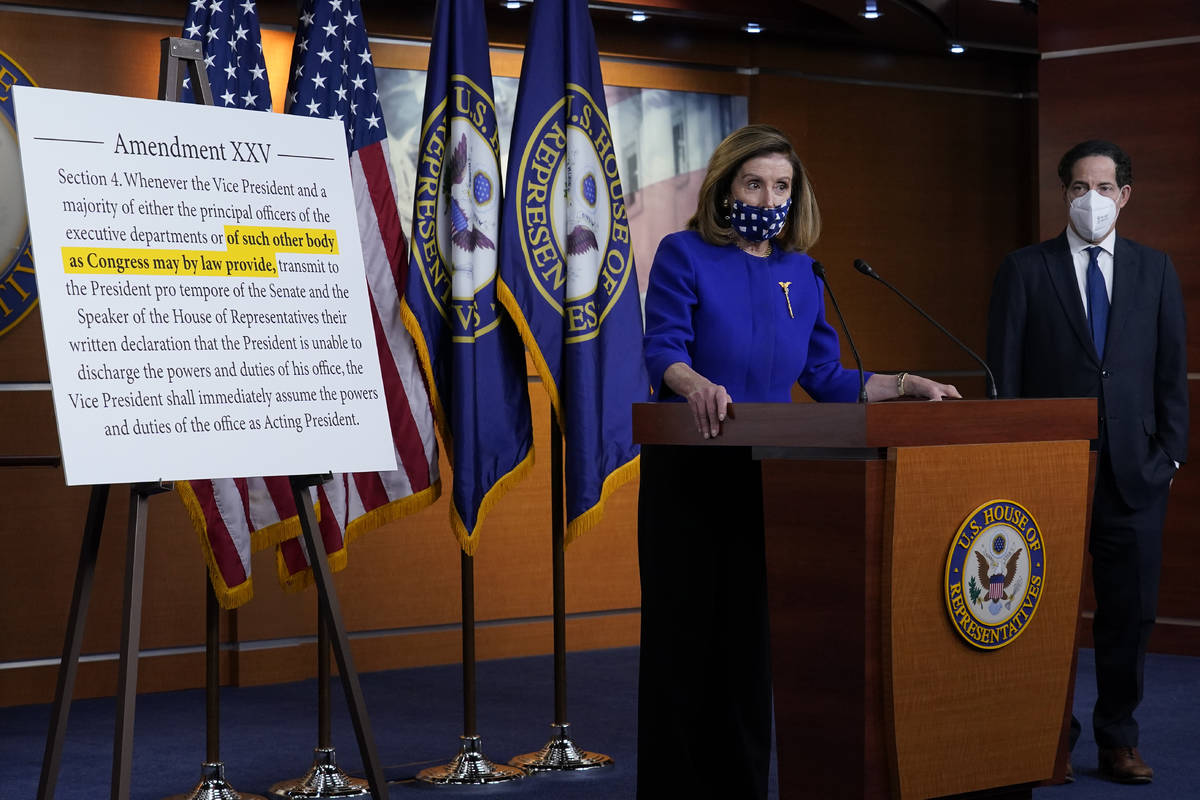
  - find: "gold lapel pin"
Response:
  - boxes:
[778,281,794,318]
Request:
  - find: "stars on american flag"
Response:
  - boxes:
[286,0,386,153]
[181,0,272,110]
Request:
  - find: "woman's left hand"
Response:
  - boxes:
[865,372,962,401]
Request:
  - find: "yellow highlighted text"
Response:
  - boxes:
[61,226,338,278]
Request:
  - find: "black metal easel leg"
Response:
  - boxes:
[289,475,387,800]
[111,482,168,799]
[37,484,111,800]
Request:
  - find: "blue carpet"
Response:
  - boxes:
[1,647,1195,798]
[1036,648,1199,799]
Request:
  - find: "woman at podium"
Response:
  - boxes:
[636,124,958,799]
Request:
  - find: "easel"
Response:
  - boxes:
[35,38,388,800]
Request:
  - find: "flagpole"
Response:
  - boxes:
[462,551,477,738]
[416,553,525,784]
[509,411,613,772]
[166,578,267,800]
[267,609,369,799]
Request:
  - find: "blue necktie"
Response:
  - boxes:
[1086,245,1109,357]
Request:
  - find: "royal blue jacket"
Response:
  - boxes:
[643,230,866,404]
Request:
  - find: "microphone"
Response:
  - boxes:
[853,258,997,399]
[812,261,868,403]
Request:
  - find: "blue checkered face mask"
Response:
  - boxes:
[729,197,791,242]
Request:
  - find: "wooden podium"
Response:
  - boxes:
[633,398,1097,800]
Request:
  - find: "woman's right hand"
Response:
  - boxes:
[663,362,732,439]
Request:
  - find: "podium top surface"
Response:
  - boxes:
[632,398,1097,450]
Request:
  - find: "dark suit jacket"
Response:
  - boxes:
[987,231,1189,509]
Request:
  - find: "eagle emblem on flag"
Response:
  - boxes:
[445,134,496,253]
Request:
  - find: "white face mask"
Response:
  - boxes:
[1069,190,1117,242]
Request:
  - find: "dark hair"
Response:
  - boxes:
[687,124,820,252]
[1057,140,1133,188]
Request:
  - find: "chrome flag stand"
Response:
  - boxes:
[509,413,613,772]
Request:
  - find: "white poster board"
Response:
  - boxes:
[14,86,397,485]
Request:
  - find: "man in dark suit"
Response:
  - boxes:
[987,140,1188,784]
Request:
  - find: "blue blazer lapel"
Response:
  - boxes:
[1105,236,1139,359]
[1043,232,1099,363]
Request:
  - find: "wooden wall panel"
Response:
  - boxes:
[0,307,49,382]
[235,613,641,689]
[0,467,215,706]
[0,472,208,660]
[1040,3,1200,657]
[0,387,57,454]
[1160,384,1200,621]
[1039,44,1200,371]
[755,72,1034,379]
[1040,1,1200,53]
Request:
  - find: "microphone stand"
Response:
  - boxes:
[812,261,868,403]
[853,258,997,399]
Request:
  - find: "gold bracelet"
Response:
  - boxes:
[897,372,908,397]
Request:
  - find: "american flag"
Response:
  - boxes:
[275,0,441,593]
[181,0,272,110]
[177,0,440,608]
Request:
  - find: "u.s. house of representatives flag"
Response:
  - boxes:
[497,0,649,543]
[402,0,534,555]
[178,0,441,607]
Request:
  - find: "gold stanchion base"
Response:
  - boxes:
[267,747,371,799]
[416,735,525,785]
[508,723,614,772]
[163,762,267,800]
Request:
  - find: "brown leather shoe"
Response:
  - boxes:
[1098,747,1153,784]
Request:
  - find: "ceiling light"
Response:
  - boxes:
[859,1,882,20]
[948,42,966,54]
[628,10,648,22]
[743,22,763,34]
[503,0,522,8]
